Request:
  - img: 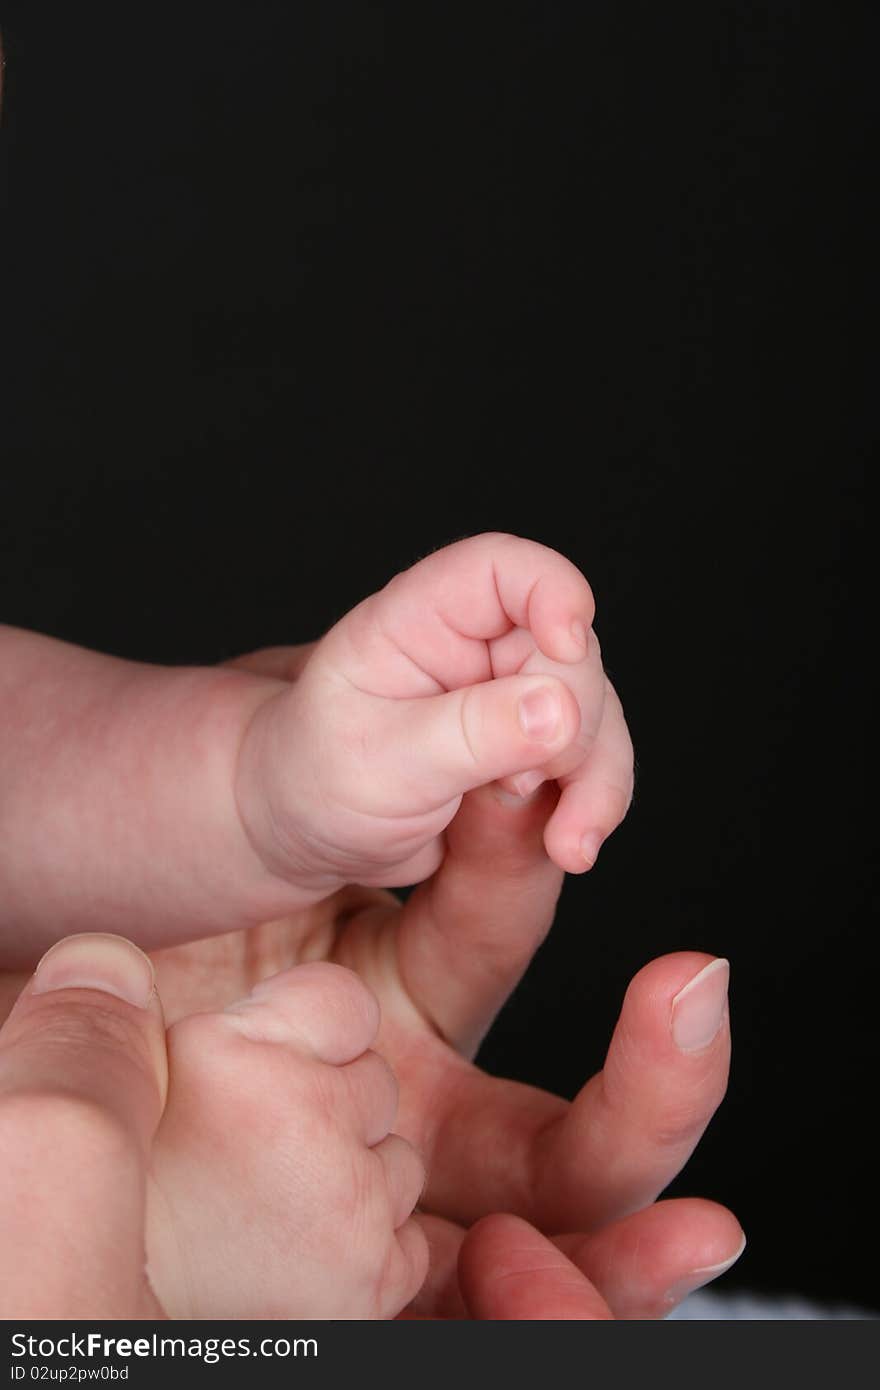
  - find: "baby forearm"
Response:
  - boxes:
[0,628,323,967]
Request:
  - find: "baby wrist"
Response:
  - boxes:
[234,685,343,899]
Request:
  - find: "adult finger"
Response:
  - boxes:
[405,1199,744,1320]
[459,1214,613,1320]
[392,782,565,1055]
[406,955,729,1232]
[534,953,731,1231]
[0,934,168,1318]
[554,1198,746,1319]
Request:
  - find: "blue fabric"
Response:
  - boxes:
[669,1290,878,1320]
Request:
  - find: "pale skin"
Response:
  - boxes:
[0,778,739,1317]
[0,535,632,964]
[0,928,711,1320]
[148,958,428,1319]
[0,48,740,1321]
[141,774,741,1319]
[0,828,742,1318]
[0,535,743,1317]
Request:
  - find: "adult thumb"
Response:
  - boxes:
[0,933,168,1317]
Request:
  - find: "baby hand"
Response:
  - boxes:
[146,963,427,1319]
[236,533,633,890]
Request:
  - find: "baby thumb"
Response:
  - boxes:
[374,673,581,807]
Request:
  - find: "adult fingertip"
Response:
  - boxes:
[32,934,156,1009]
[663,1230,747,1307]
[558,1200,747,1320]
[670,958,730,1054]
[7,934,169,1118]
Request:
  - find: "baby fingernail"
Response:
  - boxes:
[494,776,545,806]
[671,958,730,1053]
[664,1235,747,1306]
[580,831,604,867]
[519,687,561,741]
[33,933,156,1009]
[571,619,589,651]
[509,770,546,798]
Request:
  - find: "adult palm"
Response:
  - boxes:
[145,644,741,1318]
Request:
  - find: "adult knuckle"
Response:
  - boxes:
[650,1110,706,1150]
[650,1077,728,1149]
[10,1000,155,1093]
[39,996,148,1056]
[0,1089,131,1165]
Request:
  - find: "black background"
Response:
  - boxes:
[1,4,875,1309]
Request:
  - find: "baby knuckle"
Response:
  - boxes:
[468,530,515,551]
[375,1222,429,1318]
[370,1242,404,1317]
[311,962,379,1025]
[456,687,483,767]
[170,1012,237,1076]
[396,1141,426,1210]
[599,779,634,827]
[301,1061,346,1123]
[360,1048,399,1104]
[171,1010,220,1054]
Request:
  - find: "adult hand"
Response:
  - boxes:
[162,644,743,1317]
[458,1215,616,1320]
[0,934,168,1318]
[0,643,742,1320]
[0,934,736,1327]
